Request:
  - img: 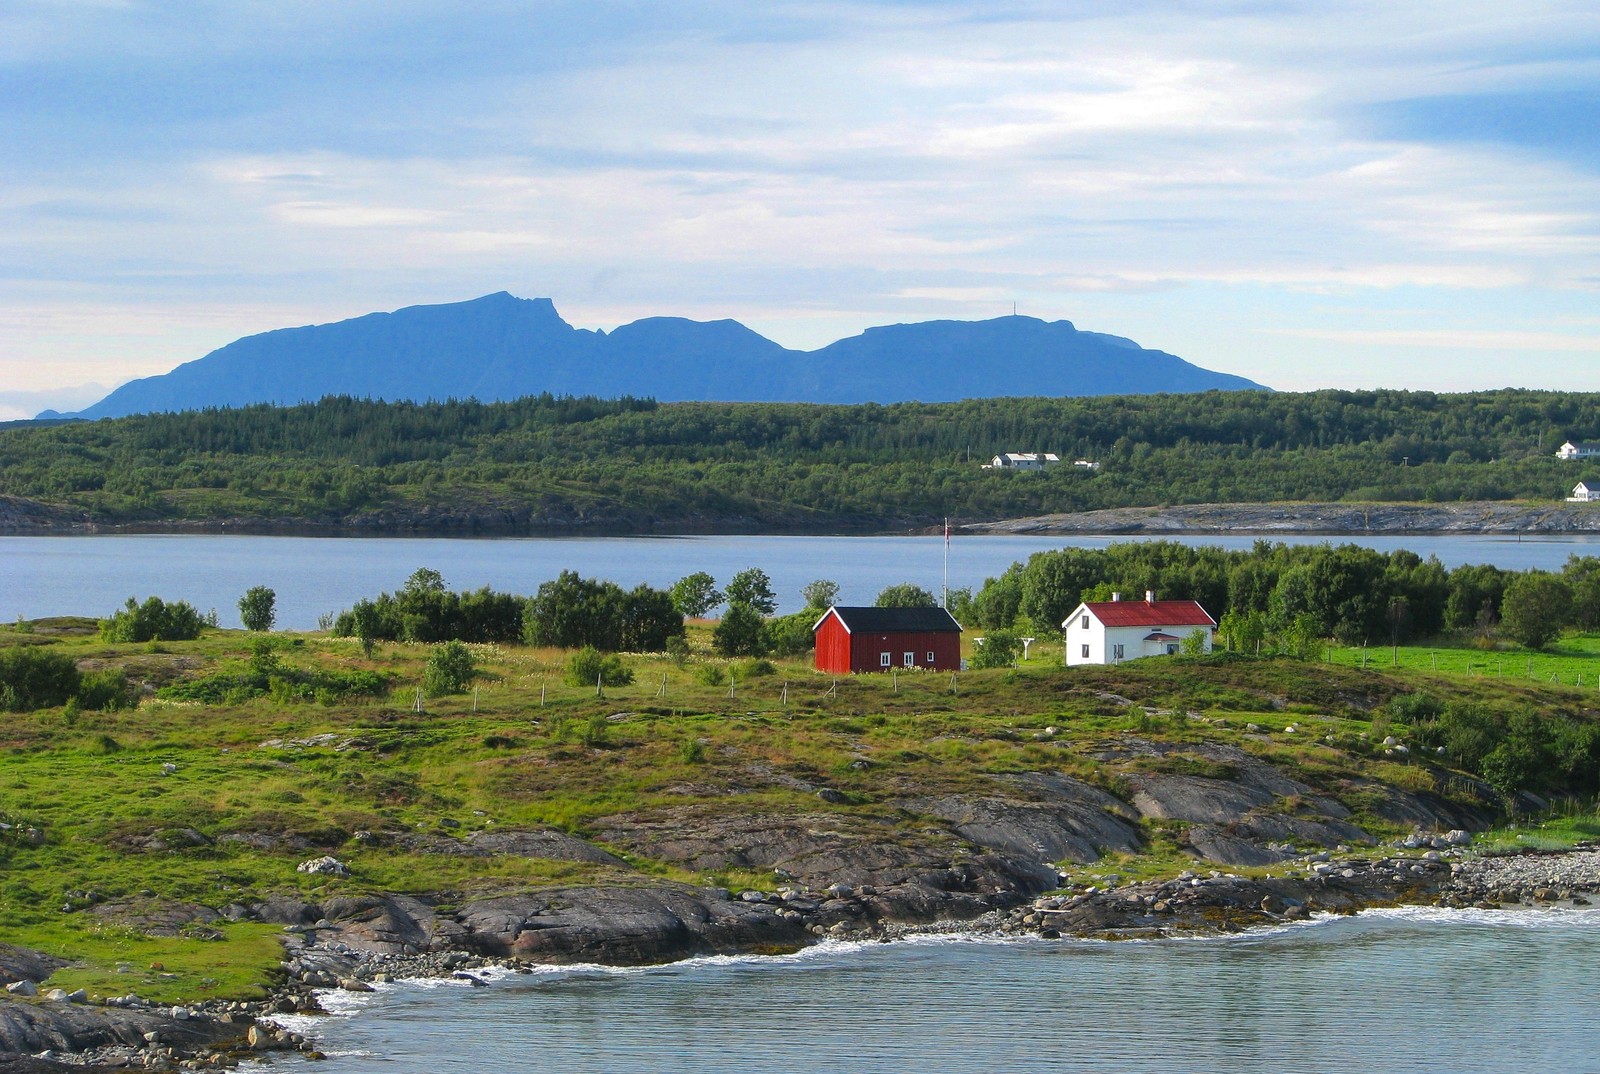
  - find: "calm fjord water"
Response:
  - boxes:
[294,908,1599,1074]
[7,532,1600,629]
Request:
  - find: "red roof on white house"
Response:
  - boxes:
[1076,599,1216,628]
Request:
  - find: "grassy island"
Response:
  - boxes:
[3,613,1599,1006]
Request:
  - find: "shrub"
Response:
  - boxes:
[734,658,777,678]
[0,646,80,711]
[580,712,610,747]
[564,646,633,688]
[664,635,691,666]
[77,668,131,711]
[970,629,1019,669]
[694,663,727,687]
[422,640,476,697]
[767,610,816,657]
[100,596,205,642]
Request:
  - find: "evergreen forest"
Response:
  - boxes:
[2,388,1598,531]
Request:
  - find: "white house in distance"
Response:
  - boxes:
[1569,482,1600,503]
[1558,441,1600,460]
[986,452,1061,470]
[1063,592,1217,666]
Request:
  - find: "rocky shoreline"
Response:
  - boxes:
[6,842,1599,1070]
[10,493,1600,539]
[965,500,1600,536]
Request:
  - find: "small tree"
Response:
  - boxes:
[970,629,1020,669]
[422,640,475,697]
[238,586,277,632]
[725,568,777,616]
[875,583,938,608]
[1180,628,1208,656]
[713,602,770,657]
[801,579,840,609]
[1500,571,1573,650]
[670,572,723,618]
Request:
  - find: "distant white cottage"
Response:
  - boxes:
[1558,441,1600,460]
[1063,592,1216,666]
[1569,482,1600,503]
[987,452,1061,471]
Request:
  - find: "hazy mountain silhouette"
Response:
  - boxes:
[52,293,1267,418]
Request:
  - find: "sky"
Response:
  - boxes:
[2,0,1598,418]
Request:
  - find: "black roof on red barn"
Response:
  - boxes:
[814,606,963,634]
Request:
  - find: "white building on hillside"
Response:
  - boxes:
[1063,592,1216,666]
[987,452,1061,470]
[1558,441,1600,460]
[1569,482,1600,503]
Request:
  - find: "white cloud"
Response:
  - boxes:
[2,0,1598,389]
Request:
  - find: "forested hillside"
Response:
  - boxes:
[1,389,1596,532]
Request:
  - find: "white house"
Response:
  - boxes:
[1569,482,1600,503]
[1062,592,1217,666]
[1558,441,1600,460]
[987,452,1061,471]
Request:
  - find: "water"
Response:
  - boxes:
[7,532,1600,630]
[286,907,1600,1073]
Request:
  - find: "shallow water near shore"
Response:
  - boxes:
[286,906,1600,1073]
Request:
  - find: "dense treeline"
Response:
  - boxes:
[2,390,1599,530]
[959,540,1600,652]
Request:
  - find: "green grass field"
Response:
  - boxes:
[1325,633,1600,692]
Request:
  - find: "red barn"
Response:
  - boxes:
[812,606,963,674]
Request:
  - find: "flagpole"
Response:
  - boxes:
[942,517,950,608]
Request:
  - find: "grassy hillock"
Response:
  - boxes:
[3,617,1599,1003]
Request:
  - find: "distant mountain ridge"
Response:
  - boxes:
[50,293,1268,418]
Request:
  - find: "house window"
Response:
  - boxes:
[926,651,935,663]
[880,652,891,667]
[903,652,915,667]
[1081,615,1090,629]
[1113,643,1124,661]
[1081,644,1090,659]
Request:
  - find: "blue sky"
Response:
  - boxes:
[3,0,1598,417]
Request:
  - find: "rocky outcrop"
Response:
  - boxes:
[0,496,89,535]
[967,501,1600,536]
[0,1002,247,1061]
[462,829,627,865]
[899,780,1143,864]
[591,809,1057,908]
[0,948,64,988]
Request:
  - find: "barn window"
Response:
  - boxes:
[903,652,915,667]
[1081,615,1089,629]
[926,651,935,663]
[880,652,891,667]
[1081,644,1090,659]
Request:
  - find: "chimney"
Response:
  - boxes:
[1111,592,1121,602]
[1145,590,1155,603]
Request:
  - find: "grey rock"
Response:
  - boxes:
[464,829,627,866]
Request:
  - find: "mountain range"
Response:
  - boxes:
[49,293,1268,419]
